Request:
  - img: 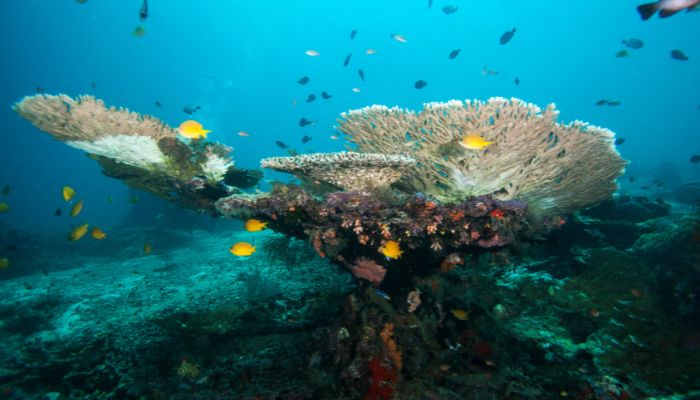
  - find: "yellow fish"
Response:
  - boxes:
[70,200,84,217]
[244,219,268,232]
[230,242,256,257]
[0,202,9,213]
[63,186,76,202]
[178,120,211,140]
[91,227,106,240]
[451,309,470,320]
[69,223,89,241]
[143,242,152,254]
[459,133,493,150]
[0,258,9,269]
[378,240,403,260]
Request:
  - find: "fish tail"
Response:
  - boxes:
[637,2,658,20]
[658,7,682,17]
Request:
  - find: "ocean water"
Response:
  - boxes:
[1,1,699,399]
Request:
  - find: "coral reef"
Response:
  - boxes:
[338,98,627,216]
[261,152,416,191]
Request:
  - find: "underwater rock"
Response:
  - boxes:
[583,195,670,223]
[671,181,700,206]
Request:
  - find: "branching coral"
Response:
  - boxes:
[260,152,416,191]
[338,98,627,216]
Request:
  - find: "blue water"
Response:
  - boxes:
[1,0,699,232]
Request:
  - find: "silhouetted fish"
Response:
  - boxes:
[297,76,310,85]
[90,82,97,89]
[321,91,332,100]
[637,0,700,20]
[622,38,644,49]
[442,5,459,14]
[500,28,516,45]
[514,77,520,85]
[140,0,148,22]
[428,0,433,8]
[629,176,636,182]
[615,50,630,58]
[275,141,289,149]
[607,100,622,107]
[615,138,626,145]
[299,118,315,127]
[358,69,365,82]
[671,49,689,61]
[414,80,428,89]
[350,29,358,40]
[448,49,460,59]
[343,53,352,67]
[302,135,312,144]
[183,105,201,115]
[155,101,162,108]
[55,208,62,216]
[35,86,45,93]
[306,94,316,103]
[691,155,700,163]
[596,99,609,106]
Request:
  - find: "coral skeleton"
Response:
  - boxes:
[201,152,234,184]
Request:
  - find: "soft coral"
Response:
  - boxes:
[364,356,398,400]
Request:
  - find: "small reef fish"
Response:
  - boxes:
[671,49,689,61]
[178,120,211,140]
[238,131,250,137]
[321,91,332,100]
[615,50,630,58]
[143,242,152,254]
[514,77,520,85]
[132,26,146,38]
[182,105,201,115]
[637,0,700,20]
[154,101,162,108]
[2,185,10,196]
[352,87,361,93]
[499,28,516,45]
[0,203,9,213]
[343,53,352,67]
[299,117,315,127]
[69,223,89,242]
[275,140,289,149]
[91,227,106,240]
[90,82,97,89]
[350,29,358,40]
[305,49,320,57]
[428,0,433,8]
[76,0,88,4]
[63,186,76,202]
[70,200,84,217]
[107,196,114,204]
[230,242,256,257]
[442,5,459,14]
[297,76,310,85]
[391,33,407,43]
[482,67,499,76]
[330,135,339,140]
[460,133,493,150]
[358,69,365,82]
[244,219,268,232]
[414,80,428,89]
[451,309,470,320]
[379,240,403,260]
[55,208,62,216]
[306,94,316,103]
[302,135,312,144]
[374,289,392,301]
[615,138,626,145]
[448,49,461,59]
[0,258,9,269]
[365,49,377,55]
[606,100,622,107]
[622,38,644,49]
[690,155,700,163]
[139,0,148,22]
[596,99,609,106]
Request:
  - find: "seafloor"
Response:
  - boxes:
[0,194,699,399]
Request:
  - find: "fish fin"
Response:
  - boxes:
[637,2,658,20]
[659,7,682,17]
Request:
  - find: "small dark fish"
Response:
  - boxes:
[154,101,162,108]
[35,86,45,93]
[297,76,310,85]
[442,5,459,14]
[275,140,289,149]
[302,135,312,144]
[622,38,644,49]
[448,49,461,59]
[139,0,148,22]
[358,69,365,82]
[287,148,299,156]
[671,49,689,61]
[306,94,316,103]
[500,28,516,45]
[321,91,332,100]
[350,29,358,40]
[55,208,62,216]
[607,100,622,107]
[183,105,201,115]
[299,118,316,127]
[615,138,626,145]
[637,0,700,20]
[343,53,352,67]
[514,77,520,85]
[629,176,636,182]
[596,99,609,106]
[615,50,630,58]
[2,185,10,196]
[75,0,87,4]
[90,82,97,89]
[428,0,433,8]
[690,155,700,163]
[414,80,428,89]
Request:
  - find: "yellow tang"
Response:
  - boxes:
[459,132,493,150]
[0,202,9,213]
[379,240,403,260]
[244,219,268,232]
[143,242,152,254]
[451,309,470,320]
[91,227,106,240]
[230,242,256,257]
[70,200,84,217]
[63,186,76,202]
[178,120,211,140]
[0,258,9,269]
[69,223,89,242]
